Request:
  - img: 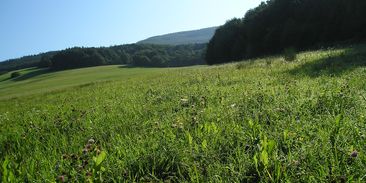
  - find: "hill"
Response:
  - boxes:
[137,26,217,45]
[0,65,168,100]
[0,27,217,72]
[1,44,366,181]
[0,44,206,72]
[206,0,366,64]
[0,51,57,73]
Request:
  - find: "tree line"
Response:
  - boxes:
[0,52,56,73]
[206,0,366,64]
[0,44,206,72]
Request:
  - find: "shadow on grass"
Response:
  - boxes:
[118,65,135,68]
[288,45,366,77]
[0,71,8,76]
[12,68,50,81]
[0,77,11,82]
[118,64,204,69]
[118,65,168,69]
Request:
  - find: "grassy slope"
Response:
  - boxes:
[1,45,366,182]
[0,65,166,100]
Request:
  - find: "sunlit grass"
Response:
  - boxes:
[1,45,366,182]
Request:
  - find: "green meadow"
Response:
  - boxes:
[1,45,366,182]
[0,66,166,100]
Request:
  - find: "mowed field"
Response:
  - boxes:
[1,45,366,182]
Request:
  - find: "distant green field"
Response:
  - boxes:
[0,65,168,100]
[1,45,366,182]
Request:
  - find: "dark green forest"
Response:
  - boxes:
[206,0,366,64]
[0,52,57,73]
[0,44,206,71]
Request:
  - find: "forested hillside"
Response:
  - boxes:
[47,44,206,70]
[0,52,57,73]
[206,0,366,64]
[0,26,219,72]
[0,44,206,72]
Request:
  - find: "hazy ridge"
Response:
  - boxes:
[137,27,217,45]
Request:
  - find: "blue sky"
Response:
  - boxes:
[0,0,263,61]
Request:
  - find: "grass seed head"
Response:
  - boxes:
[85,143,92,150]
[82,160,89,167]
[71,154,78,160]
[82,148,88,154]
[88,138,95,144]
[86,171,92,177]
[57,175,66,182]
[351,150,358,158]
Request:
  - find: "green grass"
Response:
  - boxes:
[2,45,366,182]
[0,65,166,100]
